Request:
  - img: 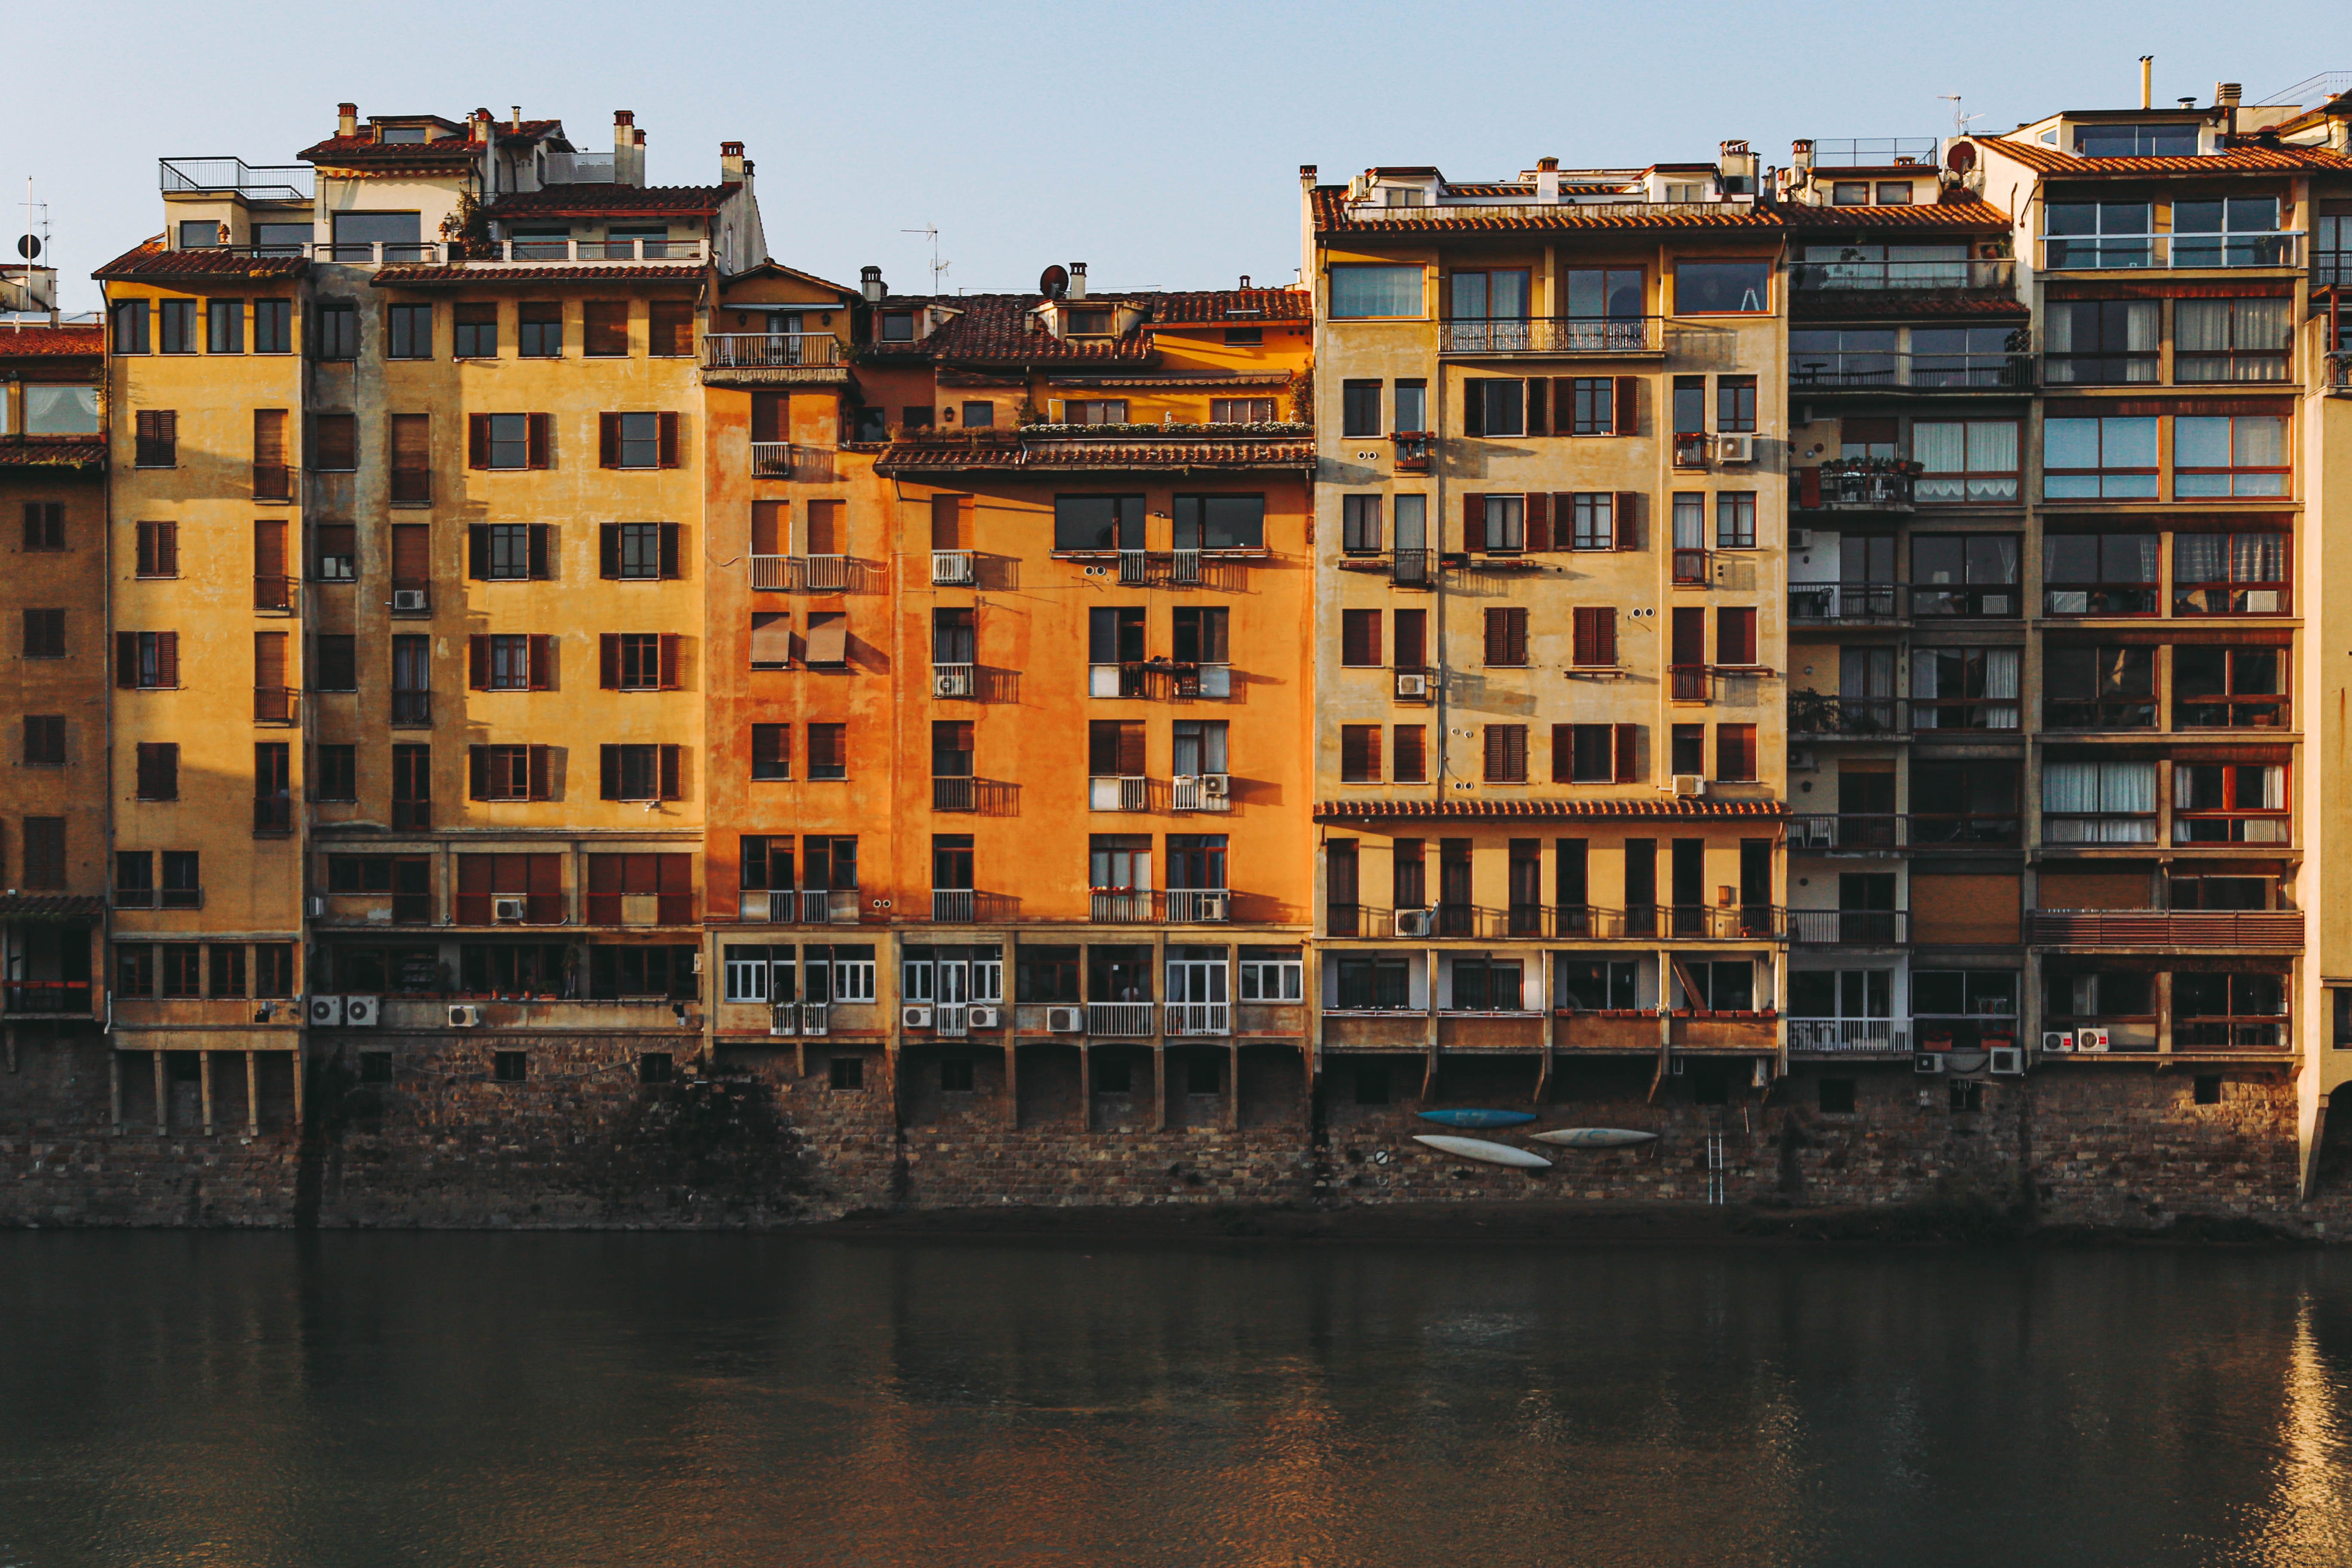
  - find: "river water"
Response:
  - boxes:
[0,1234,2348,1568]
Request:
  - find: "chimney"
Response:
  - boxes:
[471,107,491,143]
[2140,55,2153,110]
[511,106,522,131]
[1535,155,1561,202]
[861,265,885,304]
[1239,274,1251,289]
[614,111,641,185]
[2217,80,2242,135]
[1299,164,1317,192]
[338,102,358,138]
[1068,262,1088,300]
[1792,138,1816,173]
[720,141,745,182]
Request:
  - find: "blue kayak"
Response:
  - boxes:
[1417,1109,1537,1129]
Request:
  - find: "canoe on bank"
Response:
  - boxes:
[1417,1109,1538,1129]
[1529,1127,1660,1149]
[1412,1135,1553,1170]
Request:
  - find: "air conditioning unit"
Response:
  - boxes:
[306,895,327,917]
[307,994,344,1027]
[1672,774,1707,797]
[2042,1030,2075,1055]
[1394,671,1430,700]
[900,1005,934,1030]
[968,1005,1001,1029]
[1913,1052,1946,1075]
[343,995,380,1028]
[492,897,527,923]
[1988,1046,2025,1076]
[390,588,428,612]
[931,551,975,586]
[932,665,973,698]
[446,1005,481,1028]
[2076,1026,2110,1053]
[1200,773,1229,798]
[1395,908,1435,937]
[1046,1005,1084,1034]
[1788,749,1818,772]
[1716,433,1756,464]
[1789,528,1814,550]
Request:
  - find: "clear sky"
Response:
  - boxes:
[6,0,2340,311]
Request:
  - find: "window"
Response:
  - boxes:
[1340,725,1382,783]
[162,944,203,997]
[130,520,175,577]
[2175,646,2285,729]
[1449,956,1525,1013]
[1572,607,1616,667]
[23,715,64,766]
[468,523,555,582]
[1481,494,1524,553]
[469,634,551,692]
[385,303,432,359]
[2175,297,2290,383]
[134,742,178,800]
[2075,123,2198,158]
[1341,494,1382,554]
[198,298,244,354]
[311,636,356,691]
[1167,834,1226,892]
[1555,723,1634,784]
[932,722,974,808]
[392,744,431,830]
[1393,607,1426,672]
[309,524,355,585]
[808,724,846,781]
[469,413,548,471]
[599,632,677,691]
[1064,310,1112,337]
[309,413,357,472]
[960,401,995,428]
[583,300,629,357]
[134,410,176,468]
[2043,534,2158,615]
[600,522,681,580]
[454,853,563,922]
[1054,495,1142,552]
[1673,377,1706,436]
[315,744,356,801]
[1677,960,1755,1012]
[1341,609,1381,667]
[1567,492,1616,550]
[599,744,682,802]
[1876,182,1914,205]
[1342,380,1381,436]
[587,941,701,998]
[453,303,498,358]
[1562,267,1644,322]
[1911,534,2020,617]
[1912,420,2019,502]
[160,851,200,908]
[1716,724,1757,782]
[1483,606,1528,666]
[518,301,563,358]
[1238,946,1302,1002]
[493,1051,529,1084]
[1087,720,1145,781]
[253,299,291,354]
[1484,725,1528,784]
[1910,648,2021,730]
[2171,196,2287,266]
[1463,378,1524,437]
[1329,264,1422,318]
[16,501,67,552]
[1715,493,1755,549]
[724,943,791,1003]
[2174,415,2287,497]
[158,298,196,354]
[751,724,790,780]
[1557,958,1639,1011]
[2175,763,2287,844]
[1716,606,1757,666]
[1173,494,1265,551]
[2174,532,2288,615]
[2044,646,2155,729]
[1171,719,1226,778]
[1393,725,1428,784]
[1675,261,1770,314]
[2042,760,2156,843]
[1210,398,1277,423]
[1716,375,1756,432]
[1334,956,1411,1011]
[600,411,679,470]
[803,611,847,667]
[1090,835,1152,894]
[1564,378,1618,435]
[2043,201,2155,268]
[2044,301,2157,384]
[1016,946,1080,1004]
[1450,269,1529,321]
[110,299,148,354]
[312,303,358,361]
[1061,400,1127,425]
[1672,724,1705,775]
[1394,380,1427,432]
[23,387,97,435]
[1831,181,1871,206]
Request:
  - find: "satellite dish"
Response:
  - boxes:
[1945,142,1977,174]
[15,235,40,260]
[1039,263,1069,299]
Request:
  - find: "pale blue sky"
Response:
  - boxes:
[10,0,2340,310]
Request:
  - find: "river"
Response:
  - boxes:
[0,1234,2347,1567]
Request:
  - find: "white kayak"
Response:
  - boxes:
[1530,1127,1660,1149]
[1412,1134,1553,1170]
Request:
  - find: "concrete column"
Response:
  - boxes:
[291,1047,303,1130]
[245,1050,259,1136]
[1225,1042,1240,1131]
[108,1049,121,1131]
[151,1050,165,1135]
[2156,970,2174,1056]
[199,1050,213,1136]
[1154,1044,1168,1131]
[1078,1043,1092,1133]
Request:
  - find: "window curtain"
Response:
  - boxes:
[2111,534,2159,582]
[2176,299,2230,354]
[1966,420,2018,472]
[1913,420,1964,473]
[1984,649,2021,728]
[2234,415,2285,468]
[2237,297,2291,350]
[2232,532,2285,582]
[2177,533,2227,583]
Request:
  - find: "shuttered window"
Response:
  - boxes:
[465,750,556,806]
[582,301,630,357]
[389,523,430,588]
[467,413,550,469]
[134,410,176,468]
[1561,725,1641,783]
[309,413,357,471]
[1340,725,1382,783]
[467,524,555,580]
[750,611,792,668]
[116,631,178,689]
[390,413,431,503]
[1717,606,1758,666]
[804,611,848,667]
[135,521,178,577]
[1484,724,1528,783]
[1393,725,1428,783]
[135,742,178,800]
[252,409,289,499]
[648,299,694,357]
[598,522,680,579]
[598,411,680,469]
[598,745,683,802]
[1484,606,1528,666]
[1572,607,1617,667]
[1341,609,1381,667]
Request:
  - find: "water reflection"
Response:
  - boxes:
[0,1237,2346,1567]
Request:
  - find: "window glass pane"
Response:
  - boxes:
[2174,416,2230,469]
[1329,266,1422,318]
[1675,262,1770,313]
[2046,419,2099,469]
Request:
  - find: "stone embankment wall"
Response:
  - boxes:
[2,1033,2347,1231]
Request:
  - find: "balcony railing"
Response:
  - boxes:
[1090,775,1150,812]
[1788,1018,1908,1054]
[2027,910,2302,948]
[1645,905,1785,940]
[1672,432,1709,469]
[1791,813,2023,850]
[931,550,975,586]
[254,686,298,725]
[253,796,293,834]
[931,662,974,699]
[2328,352,2352,393]
[1788,908,1909,944]
[1392,548,1432,587]
[1086,1001,1155,1036]
[931,889,975,923]
[1438,316,1663,354]
[1392,433,1433,475]
[2039,232,2303,270]
[161,156,314,199]
[116,886,205,910]
[254,575,296,613]
[1790,692,1906,736]
[701,334,845,370]
[1167,889,1231,924]
[1672,547,1710,585]
[252,463,291,503]
[932,777,974,812]
[1793,469,1916,512]
[1164,1002,1231,1037]
[390,691,431,726]
[1669,664,1710,701]
[1171,776,1231,813]
[1911,583,2021,619]
[748,441,795,477]
[1791,258,2016,291]
[1090,891,1154,923]
[2174,1015,2292,1051]
[1791,582,1906,622]
[3,981,93,1015]
[1788,351,2034,391]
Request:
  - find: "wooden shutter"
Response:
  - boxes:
[1797,467,1822,508]
[1911,873,2021,944]
[751,500,784,555]
[657,411,680,467]
[1483,608,1506,665]
[156,632,178,688]
[254,519,285,579]
[658,633,681,689]
[526,413,551,469]
[598,412,621,468]
[1525,492,1552,551]
[1718,607,1757,666]
[468,745,490,799]
[750,392,786,444]
[115,632,135,689]
[806,613,846,664]
[389,524,429,584]
[1614,377,1638,435]
[599,745,620,799]
[527,744,553,800]
[468,636,490,689]
[1616,492,1640,549]
[1573,607,1616,667]
[1551,725,1573,782]
[1613,723,1639,783]
[468,413,490,468]
[467,525,491,579]
[598,524,621,579]
[529,524,554,579]
[930,493,967,550]
[1461,493,1482,554]
[1463,379,1485,437]
[1116,722,1146,777]
[598,633,621,689]
[659,745,682,801]
[659,523,682,579]
[527,635,553,690]
[1526,377,1548,436]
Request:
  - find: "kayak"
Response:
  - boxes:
[1529,1127,1660,1149]
[1412,1135,1553,1170]
[1417,1109,1537,1129]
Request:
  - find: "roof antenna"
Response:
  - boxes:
[1937,94,1981,138]
[901,224,949,294]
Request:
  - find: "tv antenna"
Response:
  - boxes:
[1938,95,1983,138]
[902,224,949,293]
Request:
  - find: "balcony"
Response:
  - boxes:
[1164,1002,1231,1037]
[161,157,314,201]
[3,981,92,1016]
[2028,910,2302,949]
[253,575,297,613]
[734,889,859,924]
[931,550,975,586]
[1437,316,1664,355]
[932,777,974,812]
[699,334,849,385]
[931,889,975,923]
[1912,583,2021,619]
[1087,1001,1155,1037]
[2038,231,2303,271]
[1669,664,1710,701]
[1788,1017,1909,1055]
[1790,813,2022,851]
[1090,891,1155,924]
[1791,692,1906,738]
[1171,775,1231,813]
[748,553,852,591]
[1793,466,1916,513]
[1791,582,1907,624]
[1167,889,1231,924]
[2173,1015,2292,1052]
[931,663,974,698]
[1791,258,2017,293]
[1788,909,1908,945]
[390,691,431,727]
[1672,548,1711,586]
[1392,548,1432,587]
[1391,432,1433,475]
[2329,352,2352,395]
[253,796,292,834]
[254,686,298,725]
[1090,775,1149,812]
[1672,432,1709,469]
[1788,350,2034,392]
[252,463,291,503]
[1642,906,1785,940]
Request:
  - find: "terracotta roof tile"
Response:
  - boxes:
[0,435,105,469]
[1145,288,1312,325]
[93,239,307,281]
[1315,798,1786,819]
[0,893,104,919]
[0,325,104,357]
[369,263,704,288]
[864,294,1158,364]
[874,435,1314,473]
[1312,187,1784,233]
[1781,200,2012,229]
[1975,138,2352,176]
[297,133,491,170]
[485,183,736,220]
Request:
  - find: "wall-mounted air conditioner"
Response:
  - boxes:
[1394,909,1434,937]
[1395,671,1430,700]
[492,897,527,923]
[1716,433,1756,464]
[968,1005,1001,1029]
[446,1005,481,1028]
[1913,1052,1945,1075]
[1790,528,1813,550]
[900,1005,933,1030]
[307,995,344,1027]
[2042,1031,2074,1054]
[2075,1026,2110,1053]
[1045,1006,1084,1034]
[1988,1046,2025,1076]
[1200,773,1229,798]
[1672,775,1707,797]
[391,589,428,612]
[343,995,380,1027]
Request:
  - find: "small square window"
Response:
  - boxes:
[639,1052,675,1085]
[2193,1074,2222,1106]
[358,1051,393,1084]
[493,1050,528,1083]
[829,1054,864,1090]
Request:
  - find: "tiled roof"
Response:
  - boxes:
[1975,138,2352,175]
[369,263,705,288]
[93,239,307,280]
[1041,372,1294,389]
[486,183,736,219]
[1781,200,2012,229]
[1794,293,2029,322]
[0,325,104,357]
[865,294,1158,364]
[0,893,104,919]
[1446,182,1537,197]
[0,435,104,469]
[1313,188,2015,235]
[1315,798,1787,819]
[874,435,1315,473]
[1145,288,1313,325]
[297,133,494,170]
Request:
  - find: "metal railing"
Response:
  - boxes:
[1090,891,1154,923]
[161,157,313,200]
[390,692,431,726]
[1803,138,1939,166]
[1439,316,1663,354]
[1642,905,1785,940]
[253,575,296,613]
[1167,889,1231,924]
[2039,232,2303,270]
[1672,432,1709,469]
[931,889,975,923]
[2174,1015,2292,1051]
[802,554,851,591]
[931,663,974,698]
[1790,813,1906,850]
[1791,582,1906,622]
[254,797,293,833]
[1392,548,1432,587]
[254,687,298,725]
[931,550,975,586]
[932,777,974,812]
[1788,909,1909,944]
[1090,776,1150,812]
[701,334,846,369]
[1788,352,2034,390]
[485,236,710,263]
[1669,664,1710,701]
[1791,258,2015,291]
[1672,548,1710,585]
[2328,352,2352,392]
[252,464,291,502]
[804,889,859,924]
[1391,433,1433,474]
[748,441,796,476]
[1911,584,2021,619]
[1171,776,1231,813]
[1118,549,1150,585]
[1793,470,1917,511]
[2,981,93,1014]
[1087,1001,1155,1036]
[2028,911,2302,948]
[933,1003,969,1037]
[1174,664,1232,699]
[1788,1018,1907,1054]
[1790,692,1906,735]
[2043,583,2159,616]
[1165,1002,1231,1036]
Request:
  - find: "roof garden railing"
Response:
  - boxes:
[159,158,315,201]
[1803,138,1939,167]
